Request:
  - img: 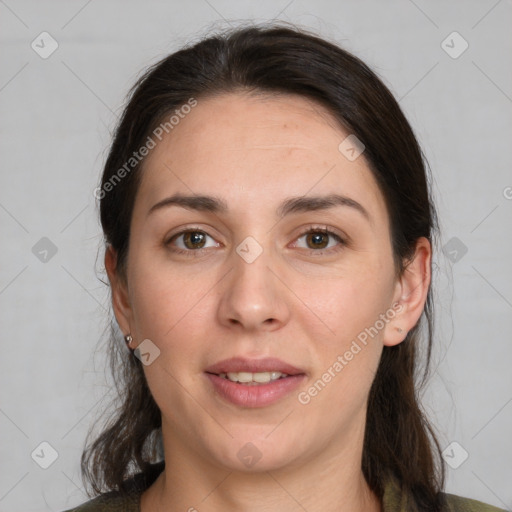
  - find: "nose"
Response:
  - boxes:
[216,245,291,332]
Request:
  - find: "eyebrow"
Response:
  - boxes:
[277,194,369,220]
[148,194,228,216]
[148,193,370,221]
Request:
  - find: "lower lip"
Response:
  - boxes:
[205,373,305,408]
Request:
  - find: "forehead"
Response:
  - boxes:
[135,92,387,220]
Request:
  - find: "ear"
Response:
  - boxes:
[104,244,133,336]
[384,237,431,347]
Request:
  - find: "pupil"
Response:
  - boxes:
[307,232,328,249]
[185,232,205,249]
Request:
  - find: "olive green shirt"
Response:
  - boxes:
[64,463,507,512]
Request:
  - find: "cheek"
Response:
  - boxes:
[127,257,216,414]
[290,263,394,402]
[293,261,395,343]
[128,249,216,341]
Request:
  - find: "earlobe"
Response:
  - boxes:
[384,237,431,347]
[104,245,133,335]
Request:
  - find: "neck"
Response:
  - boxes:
[141,421,381,512]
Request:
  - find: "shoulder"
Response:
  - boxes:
[62,490,139,512]
[62,461,165,512]
[382,475,507,512]
[440,492,508,512]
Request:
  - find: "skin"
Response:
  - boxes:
[106,92,431,512]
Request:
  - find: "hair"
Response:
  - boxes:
[83,22,445,510]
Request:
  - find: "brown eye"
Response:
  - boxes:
[306,232,329,249]
[168,230,218,252]
[294,229,345,252]
[183,231,207,249]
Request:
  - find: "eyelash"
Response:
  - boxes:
[293,226,347,255]
[165,225,347,257]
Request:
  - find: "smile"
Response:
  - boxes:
[205,372,305,407]
[217,371,288,384]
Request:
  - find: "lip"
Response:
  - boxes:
[204,357,306,408]
[204,356,305,375]
[205,373,306,408]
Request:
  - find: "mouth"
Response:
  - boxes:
[209,370,291,385]
[204,357,306,407]
[204,356,305,376]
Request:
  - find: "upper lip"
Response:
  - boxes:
[205,357,305,375]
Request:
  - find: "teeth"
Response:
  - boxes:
[219,371,288,384]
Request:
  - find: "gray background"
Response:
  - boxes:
[1,1,511,511]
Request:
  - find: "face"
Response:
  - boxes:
[110,92,411,473]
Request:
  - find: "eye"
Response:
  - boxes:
[167,229,219,252]
[293,228,345,252]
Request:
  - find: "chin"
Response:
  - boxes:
[208,434,305,474]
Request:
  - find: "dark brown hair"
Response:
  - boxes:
[83,22,445,510]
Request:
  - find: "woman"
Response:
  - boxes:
[66,23,505,512]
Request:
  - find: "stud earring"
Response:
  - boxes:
[124,334,133,349]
